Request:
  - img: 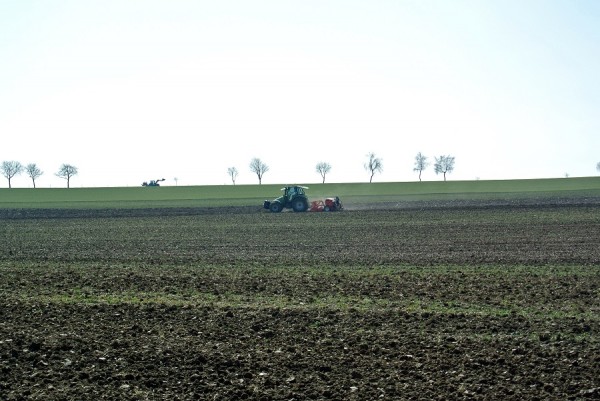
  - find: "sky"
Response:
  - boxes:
[1,0,599,188]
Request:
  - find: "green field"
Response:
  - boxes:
[1,177,599,209]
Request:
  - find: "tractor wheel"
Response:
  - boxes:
[292,198,308,212]
[269,202,283,213]
[324,206,330,212]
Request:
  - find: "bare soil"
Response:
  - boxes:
[0,199,599,400]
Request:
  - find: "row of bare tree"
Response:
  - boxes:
[0,161,78,188]
[1,152,460,188]
[228,153,456,185]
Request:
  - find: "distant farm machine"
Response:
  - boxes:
[263,186,343,213]
[142,178,165,187]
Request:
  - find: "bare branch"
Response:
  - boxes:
[249,158,269,185]
[56,164,78,188]
[1,161,24,188]
[364,152,383,183]
[413,152,429,182]
[315,162,331,184]
[25,163,44,188]
[434,155,455,181]
[227,167,238,185]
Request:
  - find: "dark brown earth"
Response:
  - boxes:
[1,200,599,400]
[1,194,599,220]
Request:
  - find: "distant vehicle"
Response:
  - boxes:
[263,186,343,213]
[142,178,165,187]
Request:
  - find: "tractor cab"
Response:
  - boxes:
[284,186,304,201]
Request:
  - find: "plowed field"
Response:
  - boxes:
[1,202,599,400]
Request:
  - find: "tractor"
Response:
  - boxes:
[142,178,165,187]
[263,186,310,213]
[263,186,343,213]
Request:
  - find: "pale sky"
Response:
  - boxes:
[1,0,599,188]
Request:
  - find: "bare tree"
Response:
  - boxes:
[25,163,44,188]
[249,158,269,184]
[1,161,24,188]
[227,167,238,185]
[56,164,78,188]
[413,152,429,182]
[364,152,383,183]
[315,162,331,184]
[597,161,600,173]
[434,155,455,181]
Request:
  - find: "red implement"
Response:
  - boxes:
[309,197,343,212]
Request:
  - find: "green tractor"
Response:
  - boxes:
[263,186,309,213]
